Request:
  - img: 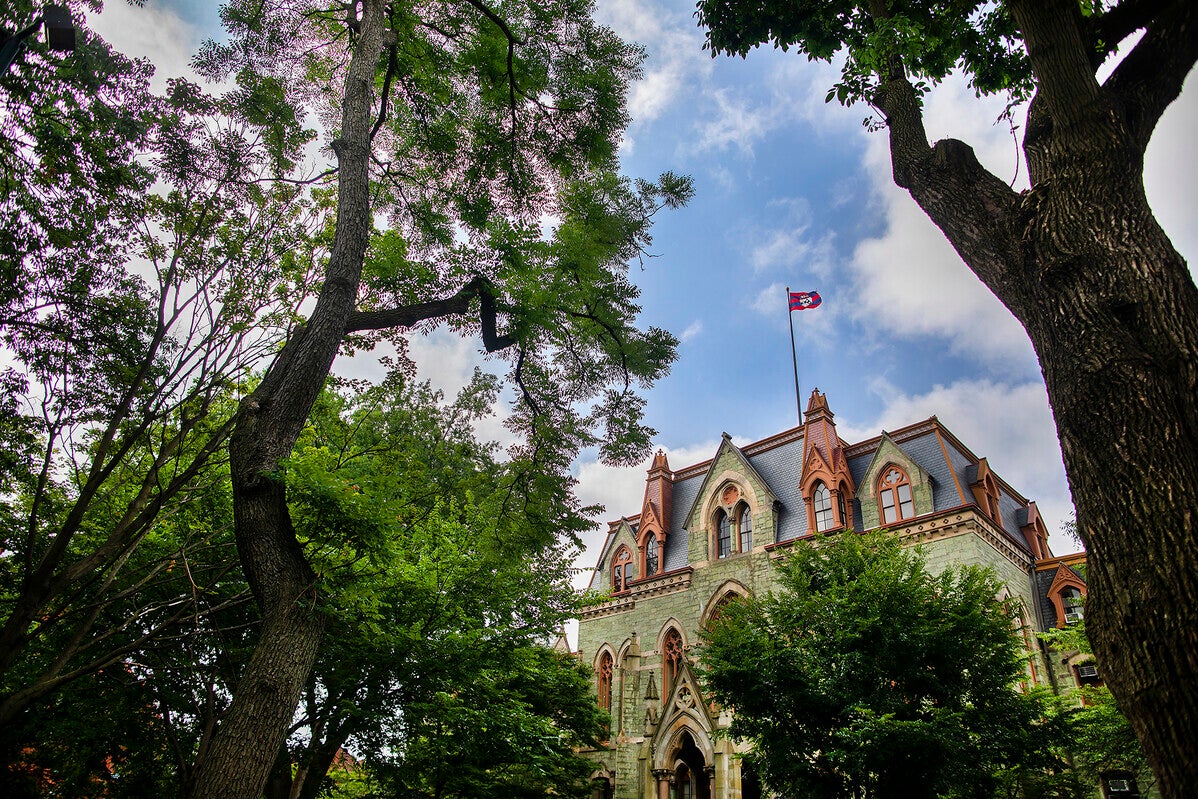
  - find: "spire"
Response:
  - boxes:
[641,449,673,534]
[802,388,844,473]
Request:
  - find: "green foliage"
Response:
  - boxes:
[695,0,1036,113]
[271,374,605,798]
[1039,620,1154,796]
[700,532,1065,799]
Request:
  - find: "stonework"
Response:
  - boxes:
[577,390,1088,799]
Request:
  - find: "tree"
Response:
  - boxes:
[700,532,1065,799]
[184,1,690,796]
[694,2,1198,794]
[267,373,607,799]
[1,0,319,739]
[1040,620,1155,797]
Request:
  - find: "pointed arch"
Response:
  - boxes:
[659,624,686,702]
[877,463,915,524]
[611,545,634,594]
[736,500,753,552]
[701,579,751,629]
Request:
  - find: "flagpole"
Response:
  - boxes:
[786,286,802,426]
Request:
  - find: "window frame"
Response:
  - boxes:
[645,535,660,577]
[715,509,732,558]
[813,482,834,532]
[737,502,752,552]
[878,465,915,524]
[612,546,634,594]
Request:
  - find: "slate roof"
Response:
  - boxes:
[596,413,1039,579]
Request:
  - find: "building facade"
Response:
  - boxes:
[576,390,1089,799]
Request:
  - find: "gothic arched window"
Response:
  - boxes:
[612,547,633,593]
[813,482,834,532]
[878,465,915,524]
[597,651,613,712]
[663,628,684,699]
[737,503,752,552]
[645,536,660,577]
[715,510,732,558]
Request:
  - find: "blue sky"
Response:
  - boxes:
[91,0,1197,564]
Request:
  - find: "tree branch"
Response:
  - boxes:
[343,274,516,352]
[1102,0,1198,151]
[1090,0,1174,60]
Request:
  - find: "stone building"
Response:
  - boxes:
[576,389,1089,799]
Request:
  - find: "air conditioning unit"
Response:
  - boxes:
[1064,610,1083,624]
[1077,664,1099,679]
[1107,778,1131,792]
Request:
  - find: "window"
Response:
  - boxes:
[737,503,753,552]
[612,547,633,593]
[1062,587,1084,624]
[645,536,659,577]
[813,482,834,531]
[597,652,613,712]
[716,510,731,558]
[663,628,683,699]
[878,466,915,523]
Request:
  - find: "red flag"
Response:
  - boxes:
[788,290,822,311]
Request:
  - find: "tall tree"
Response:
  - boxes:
[695,2,1197,794]
[1,0,319,736]
[186,2,690,797]
[700,532,1066,799]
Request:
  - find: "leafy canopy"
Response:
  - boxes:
[700,532,1063,799]
[696,0,1037,110]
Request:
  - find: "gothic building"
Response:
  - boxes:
[576,390,1089,799]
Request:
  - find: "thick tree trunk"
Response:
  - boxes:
[186,3,386,798]
[873,3,1198,793]
[1015,162,1198,799]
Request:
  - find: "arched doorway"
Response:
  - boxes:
[672,731,710,799]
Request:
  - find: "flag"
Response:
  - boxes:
[789,290,822,311]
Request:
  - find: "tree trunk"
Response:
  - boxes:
[186,3,386,797]
[1015,163,1198,799]
[873,3,1198,793]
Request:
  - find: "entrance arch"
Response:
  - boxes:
[669,730,710,799]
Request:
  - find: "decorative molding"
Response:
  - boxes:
[581,570,693,620]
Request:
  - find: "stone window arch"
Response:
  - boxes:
[662,627,685,700]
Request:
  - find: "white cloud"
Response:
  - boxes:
[572,439,723,584]
[690,88,774,157]
[87,3,203,91]
[679,320,703,342]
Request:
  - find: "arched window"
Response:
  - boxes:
[737,503,752,552]
[612,547,633,593]
[663,628,684,699]
[878,466,915,524]
[813,482,834,531]
[645,536,660,577]
[715,510,731,558]
[597,651,613,713]
[1061,587,1084,624]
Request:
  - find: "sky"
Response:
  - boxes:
[88,1,1197,576]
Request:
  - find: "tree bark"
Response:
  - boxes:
[186,3,387,797]
[873,2,1198,795]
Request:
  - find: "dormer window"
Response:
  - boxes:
[646,536,660,577]
[612,547,633,594]
[878,466,915,524]
[814,482,834,532]
[1062,587,1084,624]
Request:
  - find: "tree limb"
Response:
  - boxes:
[1102,0,1198,151]
[343,274,516,352]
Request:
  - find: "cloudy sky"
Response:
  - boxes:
[90,1,1196,573]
